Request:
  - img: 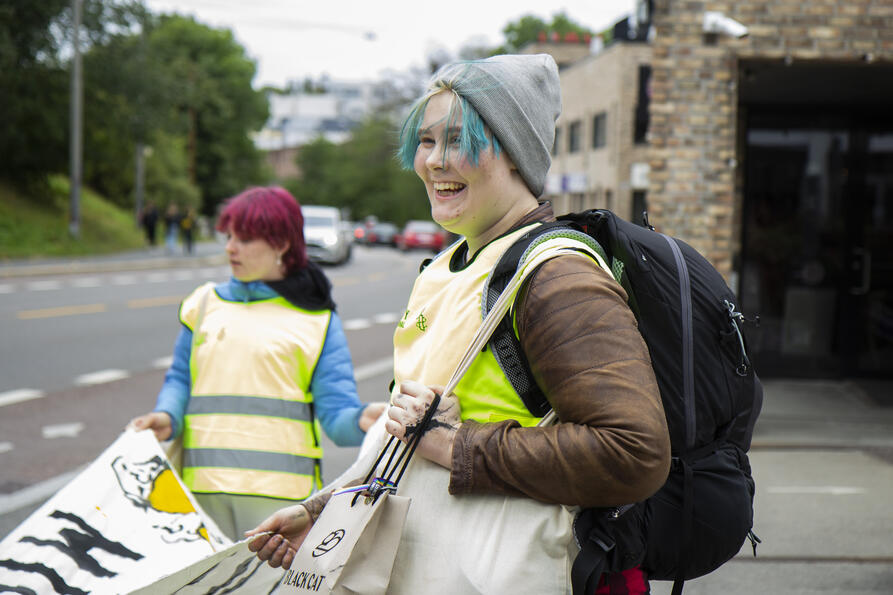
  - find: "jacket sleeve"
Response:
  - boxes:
[448,253,671,507]
[154,325,192,439]
[311,312,367,447]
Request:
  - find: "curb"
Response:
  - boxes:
[0,253,227,279]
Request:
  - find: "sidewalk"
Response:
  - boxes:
[652,378,893,595]
[0,240,226,278]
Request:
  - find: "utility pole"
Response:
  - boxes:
[69,0,83,238]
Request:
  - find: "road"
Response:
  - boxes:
[0,244,427,537]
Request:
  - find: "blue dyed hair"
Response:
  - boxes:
[397,84,501,170]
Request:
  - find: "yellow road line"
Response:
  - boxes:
[127,295,183,309]
[18,303,107,319]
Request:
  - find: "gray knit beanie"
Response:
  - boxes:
[431,54,561,197]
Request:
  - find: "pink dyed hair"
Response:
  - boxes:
[216,186,308,273]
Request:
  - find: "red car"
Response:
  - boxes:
[397,220,447,253]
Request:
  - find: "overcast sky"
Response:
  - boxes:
[142,0,635,88]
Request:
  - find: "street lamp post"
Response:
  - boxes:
[69,0,83,238]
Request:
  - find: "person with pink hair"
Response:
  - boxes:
[131,186,385,540]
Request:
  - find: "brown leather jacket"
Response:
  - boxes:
[448,203,670,508]
[304,204,670,520]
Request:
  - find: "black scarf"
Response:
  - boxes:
[265,261,336,311]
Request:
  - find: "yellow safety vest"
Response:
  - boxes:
[393,224,604,427]
[179,283,330,500]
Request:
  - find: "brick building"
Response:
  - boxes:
[548,1,893,379]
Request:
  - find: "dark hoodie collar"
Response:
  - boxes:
[265,261,336,311]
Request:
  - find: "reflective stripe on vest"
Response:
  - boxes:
[178,283,330,500]
[393,225,603,427]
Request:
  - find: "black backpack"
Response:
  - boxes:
[483,209,763,595]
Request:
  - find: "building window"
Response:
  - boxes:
[568,120,582,153]
[553,126,561,156]
[634,65,651,145]
[592,112,607,149]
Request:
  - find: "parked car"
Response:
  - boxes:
[366,222,400,247]
[302,205,352,265]
[397,220,447,253]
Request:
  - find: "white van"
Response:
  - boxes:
[302,205,352,265]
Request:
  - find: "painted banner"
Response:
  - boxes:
[0,429,280,593]
[130,538,281,594]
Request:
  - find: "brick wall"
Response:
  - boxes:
[648,0,893,276]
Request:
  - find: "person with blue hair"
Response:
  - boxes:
[249,55,670,594]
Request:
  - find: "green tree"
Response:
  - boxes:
[288,117,428,225]
[0,0,72,193]
[493,11,593,54]
[143,14,269,214]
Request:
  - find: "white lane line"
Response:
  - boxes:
[0,441,13,453]
[112,274,138,285]
[373,312,400,325]
[71,276,101,288]
[343,318,372,331]
[74,369,129,386]
[153,356,173,369]
[0,283,14,293]
[354,358,393,381]
[26,280,63,291]
[42,422,85,439]
[0,467,83,515]
[173,270,196,281]
[0,388,45,407]
[146,272,169,282]
[767,486,866,496]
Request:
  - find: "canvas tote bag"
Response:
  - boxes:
[275,393,442,595]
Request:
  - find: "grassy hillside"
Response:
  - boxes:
[0,176,147,260]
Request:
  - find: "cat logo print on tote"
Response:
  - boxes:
[311,529,345,557]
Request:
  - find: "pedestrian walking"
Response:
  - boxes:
[180,207,197,255]
[139,201,159,246]
[248,55,670,594]
[130,186,387,540]
[164,203,180,254]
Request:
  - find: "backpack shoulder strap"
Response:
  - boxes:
[483,220,610,417]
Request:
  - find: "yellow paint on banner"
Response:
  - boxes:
[18,303,106,319]
[149,468,198,515]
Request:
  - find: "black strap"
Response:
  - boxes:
[571,521,613,595]
[353,394,441,505]
[663,233,694,594]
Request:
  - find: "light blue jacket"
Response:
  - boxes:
[154,277,367,446]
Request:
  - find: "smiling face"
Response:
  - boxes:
[412,91,536,253]
[225,226,286,282]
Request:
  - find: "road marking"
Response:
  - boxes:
[0,283,14,293]
[0,441,12,453]
[373,312,399,324]
[367,272,387,282]
[18,303,106,319]
[0,467,83,515]
[112,274,138,285]
[128,295,183,309]
[173,270,196,280]
[153,356,173,369]
[333,277,360,287]
[0,389,45,407]
[26,280,63,291]
[74,369,129,386]
[767,486,866,495]
[344,318,372,330]
[42,422,85,439]
[354,358,393,381]
[71,276,101,287]
[146,272,169,282]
